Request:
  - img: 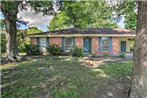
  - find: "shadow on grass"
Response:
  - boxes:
[1,56,132,98]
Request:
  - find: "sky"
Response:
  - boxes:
[0,9,124,32]
[17,9,54,31]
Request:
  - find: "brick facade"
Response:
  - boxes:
[29,36,126,54]
[30,37,37,45]
[112,37,119,54]
[91,37,98,54]
[75,37,83,48]
[49,37,61,47]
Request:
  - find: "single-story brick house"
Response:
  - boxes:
[27,28,135,55]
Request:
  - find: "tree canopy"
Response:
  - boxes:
[48,1,118,31]
[1,1,54,60]
[122,1,137,30]
[124,12,137,30]
[27,27,42,35]
[116,0,137,30]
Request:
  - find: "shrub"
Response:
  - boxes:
[47,44,62,55]
[103,54,109,58]
[24,43,41,55]
[91,53,97,58]
[71,47,83,57]
[119,53,125,58]
[18,39,26,53]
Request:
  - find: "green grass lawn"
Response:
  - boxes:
[1,56,132,98]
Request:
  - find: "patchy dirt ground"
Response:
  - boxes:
[1,56,132,98]
[81,56,132,98]
[83,56,132,67]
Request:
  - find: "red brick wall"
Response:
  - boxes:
[91,37,98,54]
[30,37,37,45]
[49,37,61,47]
[30,36,120,54]
[112,37,119,54]
[75,37,99,54]
[75,37,83,48]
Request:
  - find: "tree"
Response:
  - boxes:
[124,12,137,30]
[17,29,27,53]
[129,1,147,98]
[113,0,137,30]
[47,12,70,31]
[17,27,42,53]
[27,27,42,35]
[0,19,5,30]
[1,1,53,60]
[123,1,137,30]
[0,19,6,53]
[48,1,118,31]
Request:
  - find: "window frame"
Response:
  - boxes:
[101,37,109,52]
[39,37,47,52]
[39,37,47,47]
[64,38,73,52]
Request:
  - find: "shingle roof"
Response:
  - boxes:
[28,28,135,36]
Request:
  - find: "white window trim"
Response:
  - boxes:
[39,37,47,47]
[101,37,109,52]
[64,38,73,52]
[39,37,47,53]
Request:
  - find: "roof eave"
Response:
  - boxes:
[27,34,136,37]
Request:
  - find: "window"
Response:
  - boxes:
[101,37,109,51]
[39,38,47,52]
[65,38,72,52]
[40,38,47,47]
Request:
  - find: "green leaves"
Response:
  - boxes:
[48,1,118,31]
[124,12,137,30]
[1,1,54,22]
[115,0,137,30]
[28,0,54,15]
[27,27,42,35]
[48,12,70,31]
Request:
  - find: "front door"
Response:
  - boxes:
[83,38,91,53]
[121,41,126,52]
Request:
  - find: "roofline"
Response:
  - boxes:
[27,34,136,37]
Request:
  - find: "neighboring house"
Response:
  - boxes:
[27,28,135,55]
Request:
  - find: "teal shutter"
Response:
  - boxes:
[46,37,49,46]
[109,37,112,52]
[61,37,65,51]
[98,37,101,52]
[72,37,75,48]
[37,37,40,46]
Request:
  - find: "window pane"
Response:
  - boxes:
[102,46,109,51]
[101,37,109,51]
[65,38,72,51]
[40,38,46,47]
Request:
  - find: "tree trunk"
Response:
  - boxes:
[1,1,20,61]
[5,18,18,61]
[129,1,147,98]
